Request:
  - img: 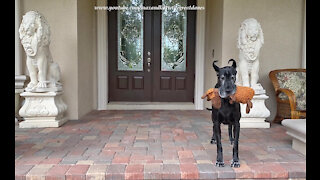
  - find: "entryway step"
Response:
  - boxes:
[107,102,195,110]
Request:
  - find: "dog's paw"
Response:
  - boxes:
[215,161,225,167]
[230,139,234,145]
[210,139,217,144]
[230,160,240,168]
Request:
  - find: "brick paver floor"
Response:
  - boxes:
[15,110,306,179]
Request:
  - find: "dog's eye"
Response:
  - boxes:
[220,77,225,80]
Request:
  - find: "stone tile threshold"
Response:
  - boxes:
[107,101,195,110]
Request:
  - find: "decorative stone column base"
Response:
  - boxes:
[240,118,270,128]
[15,89,24,123]
[240,94,270,128]
[281,119,306,155]
[19,91,67,128]
[15,75,28,122]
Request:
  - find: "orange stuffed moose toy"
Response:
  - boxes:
[201,86,255,114]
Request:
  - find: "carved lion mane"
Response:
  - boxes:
[237,18,264,61]
[19,11,51,50]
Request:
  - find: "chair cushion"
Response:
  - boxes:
[276,71,306,111]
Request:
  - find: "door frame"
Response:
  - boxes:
[97,0,206,110]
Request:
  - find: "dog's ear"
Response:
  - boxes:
[228,59,237,69]
[212,60,220,74]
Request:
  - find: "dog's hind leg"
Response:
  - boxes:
[228,124,234,145]
[231,121,240,168]
[214,122,224,167]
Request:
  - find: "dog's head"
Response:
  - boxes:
[213,59,237,98]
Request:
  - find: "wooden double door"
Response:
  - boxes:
[108,0,196,102]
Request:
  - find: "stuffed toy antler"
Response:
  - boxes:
[201,86,255,113]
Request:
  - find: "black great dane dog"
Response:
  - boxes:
[208,59,241,168]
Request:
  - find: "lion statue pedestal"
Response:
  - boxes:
[19,92,67,128]
[18,11,68,128]
[236,18,270,128]
[239,94,270,128]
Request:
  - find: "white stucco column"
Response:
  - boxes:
[194,0,206,110]
[97,0,108,110]
[15,0,23,75]
[15,0,27,123]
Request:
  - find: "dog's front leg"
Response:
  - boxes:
[214,122,224,167]
[210,107,216,144]
[231,122,240,168]
[228,124,234,145]
[211,124,216,144]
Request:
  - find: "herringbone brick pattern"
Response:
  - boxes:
[15,110,306,179]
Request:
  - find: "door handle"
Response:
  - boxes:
[147,57,151,67]
[147,57,151,72]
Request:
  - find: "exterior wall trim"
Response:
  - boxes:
[302,0,306,68]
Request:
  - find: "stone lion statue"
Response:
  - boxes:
[236,18,264,92]
[19,11,62,92]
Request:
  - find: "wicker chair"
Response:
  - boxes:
[269,69,306,123]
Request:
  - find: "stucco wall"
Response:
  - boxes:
[77,0,97,118]
[21,0,79,120]
[204,0,223,108]
[220,0,305,121]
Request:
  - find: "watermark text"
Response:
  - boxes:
[94,5,205,11]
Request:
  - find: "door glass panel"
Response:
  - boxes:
[161,0,187,71]
[118,0,144,71]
